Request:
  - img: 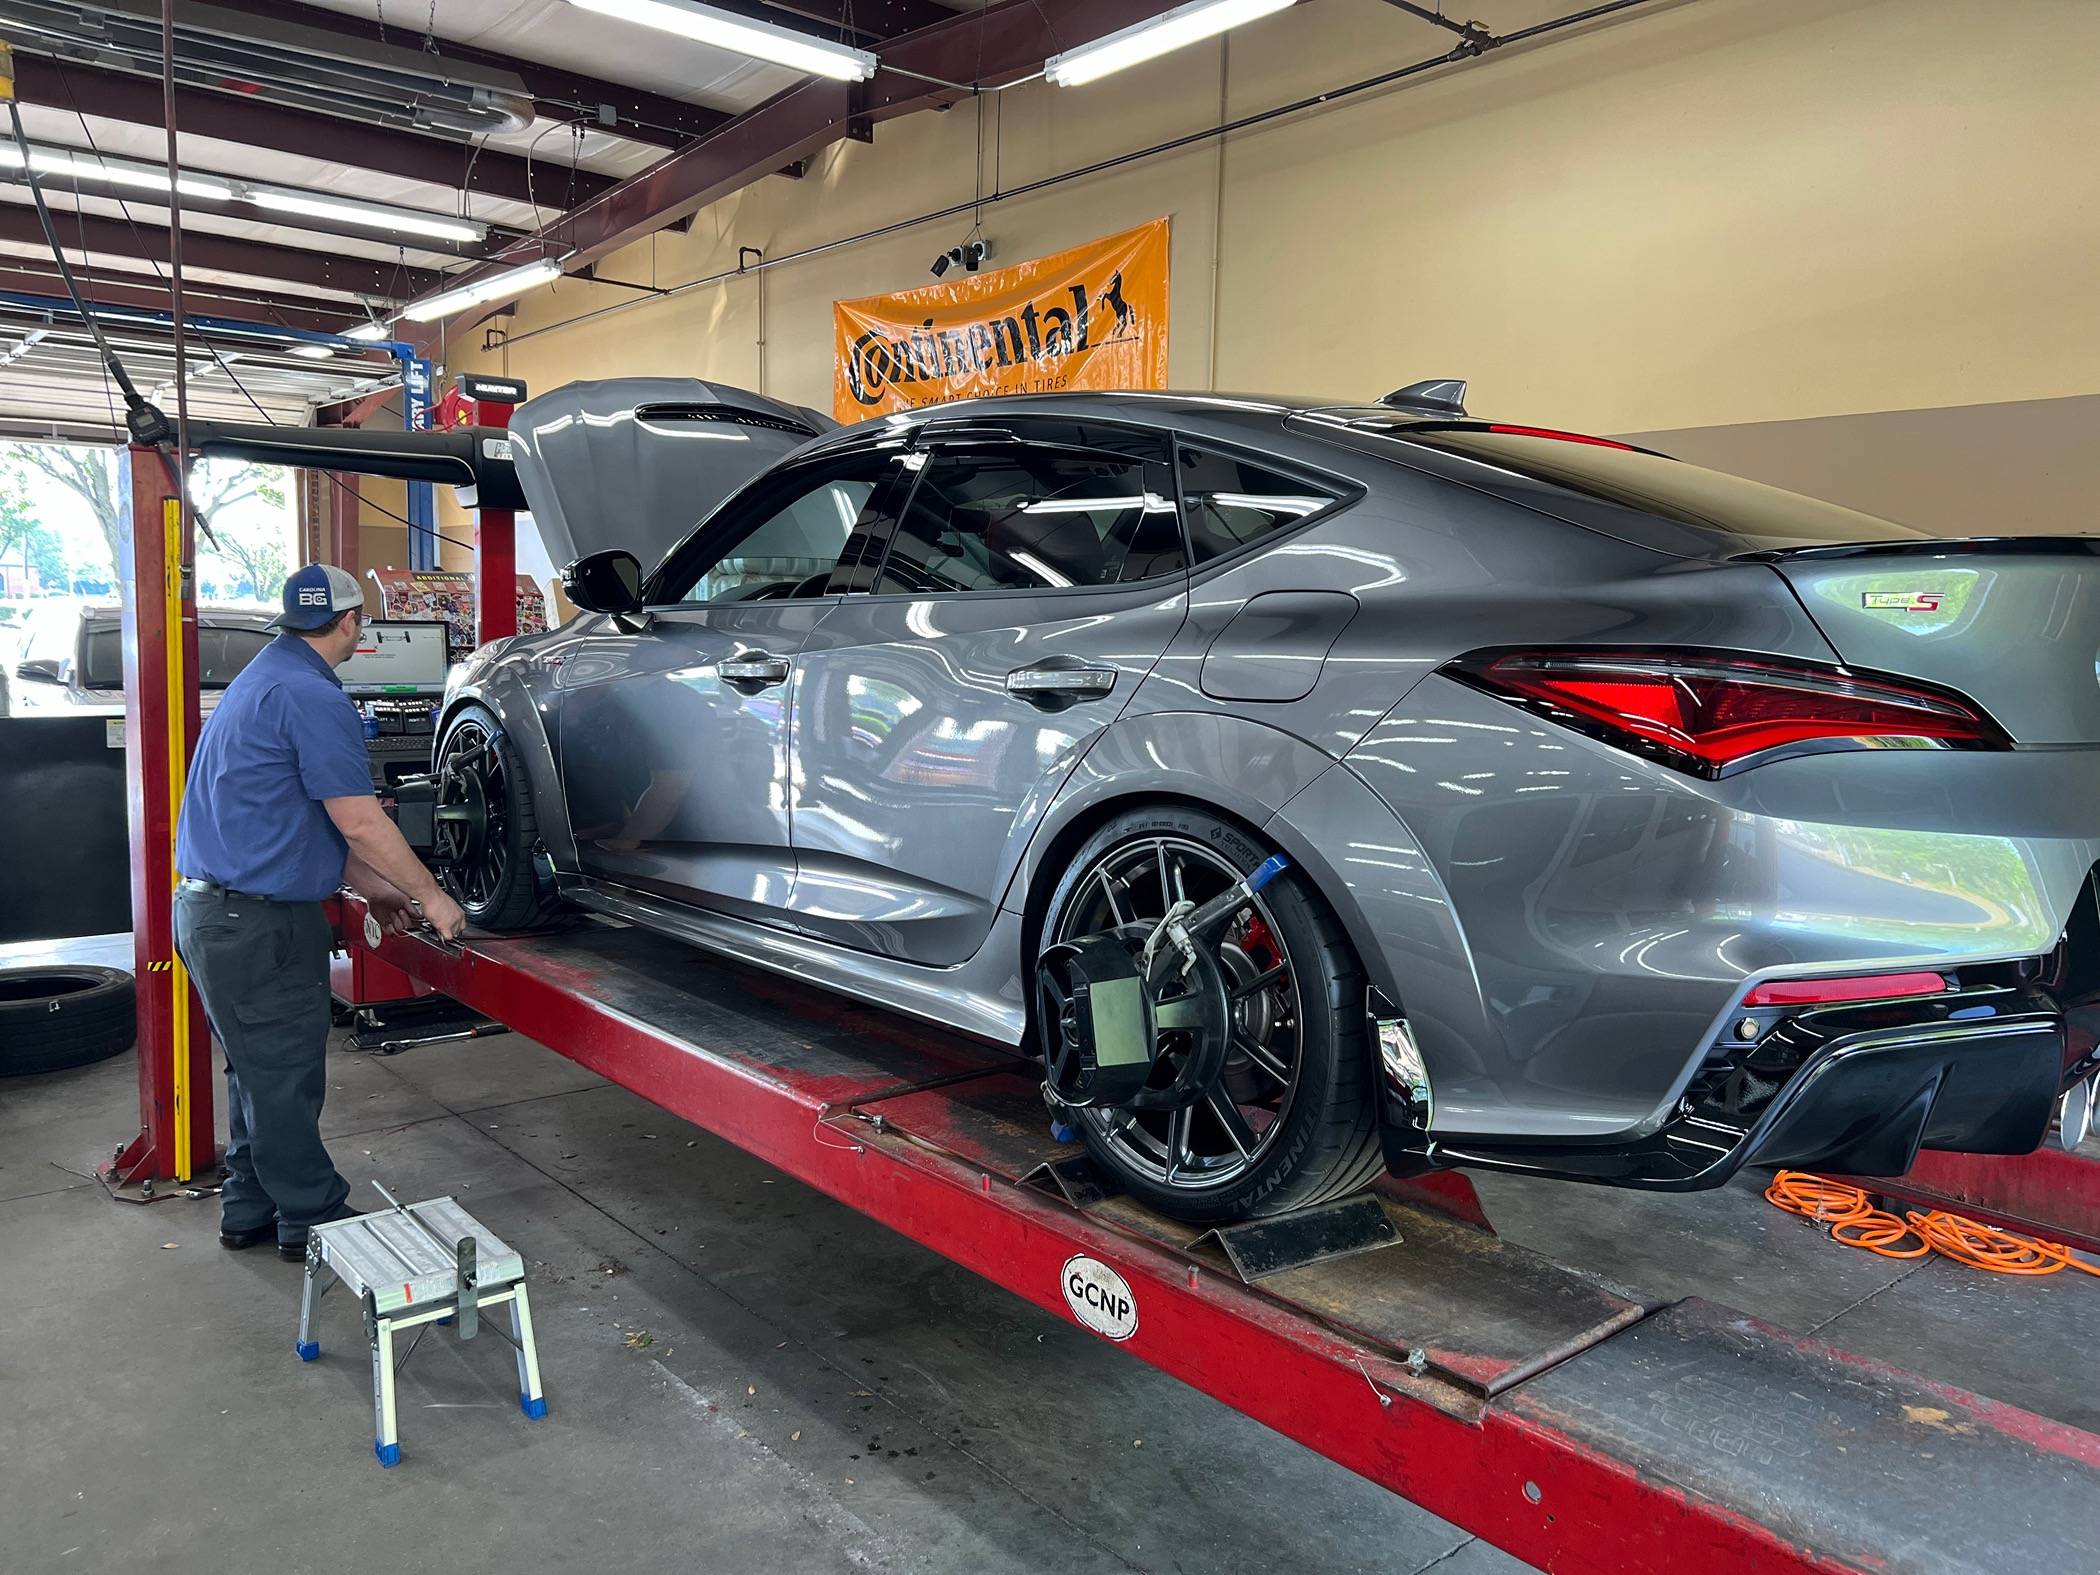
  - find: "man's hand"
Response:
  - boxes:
[367,887,419,935]
[421,888,468,941]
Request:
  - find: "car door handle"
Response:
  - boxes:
[719,652,792,689]
[1005,664,1117,705]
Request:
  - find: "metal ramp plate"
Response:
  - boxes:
[853,1072,1647,1405]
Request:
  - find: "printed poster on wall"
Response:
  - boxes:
[832,217,1169,422]
[367,568,546,660]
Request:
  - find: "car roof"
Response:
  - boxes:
[74,604,278,630]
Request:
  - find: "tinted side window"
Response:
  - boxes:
[875,447,1182,594]
[1176,447,1341,563]
[659,453,907,605]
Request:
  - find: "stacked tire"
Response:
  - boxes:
[0,966,136,1077]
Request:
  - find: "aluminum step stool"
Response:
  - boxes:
[296,1182,546,1467]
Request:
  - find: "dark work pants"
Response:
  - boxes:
[173,888,349,1240]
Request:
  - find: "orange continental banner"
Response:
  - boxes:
[833,217,1169,422]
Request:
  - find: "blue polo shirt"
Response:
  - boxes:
[176,633,374,903]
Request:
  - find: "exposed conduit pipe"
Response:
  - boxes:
[493,0,1677,354]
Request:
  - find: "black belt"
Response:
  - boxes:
[177,877,279,903]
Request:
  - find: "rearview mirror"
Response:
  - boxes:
[14,658,63,685]
[563,550,644,616]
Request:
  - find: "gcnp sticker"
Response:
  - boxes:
[1061,1255,1138,1341]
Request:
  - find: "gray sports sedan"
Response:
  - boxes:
[430,377,2100,1221]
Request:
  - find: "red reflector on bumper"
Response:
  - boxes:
[1743,971,1948,1007]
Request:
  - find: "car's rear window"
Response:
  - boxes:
[1364,421,1930,551]
[84,625,272,690]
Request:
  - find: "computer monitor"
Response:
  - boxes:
[339,619,450,698]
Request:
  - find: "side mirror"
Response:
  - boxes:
[14,658,63,685]
[563,550,644,616]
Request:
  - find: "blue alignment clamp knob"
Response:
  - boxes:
[1247,853,1291,893]
[295,1340,320,1362]
[374,1441,402,1468]
[520,1396,548,1420]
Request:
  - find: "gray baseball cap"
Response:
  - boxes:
[270,563,366,631]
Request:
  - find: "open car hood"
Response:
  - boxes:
[505,378,835,573]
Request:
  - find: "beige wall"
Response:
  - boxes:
[430,0,2095,524]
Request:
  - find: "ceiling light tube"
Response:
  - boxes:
[342,320,392,342]
[1044,0,1295,88]
[0,143,232,201]
[398,257,566,323]
[564,0,878,81]
[246,188,485,243]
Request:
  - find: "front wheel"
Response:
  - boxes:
[431,704,563,931]
[1037,805,1384,1223]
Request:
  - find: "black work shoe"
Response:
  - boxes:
[278,1204,364,1261]
[220,1218,279,1251]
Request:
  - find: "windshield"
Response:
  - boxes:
[1364,421,1930,552]
[83,625,272,690]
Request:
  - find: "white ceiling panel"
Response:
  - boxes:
[293,0,803,111]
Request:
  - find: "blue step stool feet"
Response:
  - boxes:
[296,1340,320,1362]
[520,1396,548,1420]
[374,1441,402,1468]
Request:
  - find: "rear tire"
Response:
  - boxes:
[432,704,563,931]
[0,966,135,1077]
[1038,804,1382,1223]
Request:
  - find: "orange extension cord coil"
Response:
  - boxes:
[1764,1170,2100,1277]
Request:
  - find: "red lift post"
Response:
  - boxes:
[102,445,215,1198]
[438,372,522,646]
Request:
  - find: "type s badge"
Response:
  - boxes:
[1061,1255,1139,1341]
[1861,590,1943,612]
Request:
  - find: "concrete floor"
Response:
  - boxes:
[2,935,2093,1574]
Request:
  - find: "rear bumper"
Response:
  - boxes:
[1394,990,2066,1190]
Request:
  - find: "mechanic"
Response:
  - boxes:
[173,563,467,1262]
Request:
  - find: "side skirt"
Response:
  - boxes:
[561,877,1031,1047]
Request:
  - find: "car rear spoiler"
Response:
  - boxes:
[186,420,527,512]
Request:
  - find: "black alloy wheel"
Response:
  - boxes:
[1040,804,1384,1222]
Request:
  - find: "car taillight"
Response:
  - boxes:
[1443,648,2008,778]
[1743,970,1947,1006]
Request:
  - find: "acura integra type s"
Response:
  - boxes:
[421,376,2100,1222]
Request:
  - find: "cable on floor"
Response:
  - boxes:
[1765,1170,2100,1277]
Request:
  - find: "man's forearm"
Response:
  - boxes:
[336,806,445,905]
[342,851,408,906]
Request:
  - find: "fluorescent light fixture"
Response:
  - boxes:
[1044,0,1294,87]
[247,188,485,243]
[399,257,566,323]
[288,344,337,360]
[0,142,232,201]
[343,320,392,342]
[564,0,878,81]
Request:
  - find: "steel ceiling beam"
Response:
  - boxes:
[0,261,353,333]
[0,202,446,298]
[7,51,615,209]
[413,0,1191,349]
[199,0,738,152]
[743,0,960,36]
